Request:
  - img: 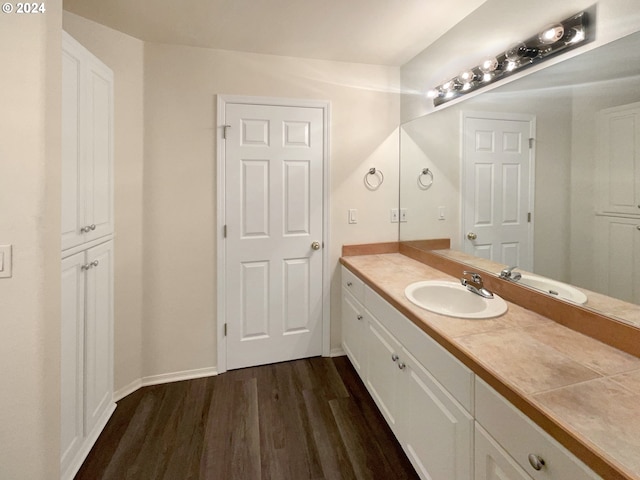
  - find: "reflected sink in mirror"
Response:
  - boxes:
[405,280,508,319]
[517,274,588,305]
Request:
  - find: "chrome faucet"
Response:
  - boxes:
[461,271,494,299]
[499,266,522,282]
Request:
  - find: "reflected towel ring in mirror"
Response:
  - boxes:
[364,167,384,190]
[418,168,434,189]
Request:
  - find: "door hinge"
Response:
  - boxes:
[224,323,227,336]
[527,212,532,223]
[223,225,227,238]
[222,124,231,140]
[528,138,534,149]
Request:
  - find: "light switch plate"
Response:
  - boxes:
[348,209,358,224]
[0,244,12,278]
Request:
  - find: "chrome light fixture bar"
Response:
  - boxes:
[428,10,593,107]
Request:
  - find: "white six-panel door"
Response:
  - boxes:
[462,113,535,271]
[223,102,325,370]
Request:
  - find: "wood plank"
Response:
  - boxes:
[75,357,419,480]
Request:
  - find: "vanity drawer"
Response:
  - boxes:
[475,378,601,480]
[342,266,365,303]
[364,285,474,413]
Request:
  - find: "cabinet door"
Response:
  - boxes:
[597,103,640,216]
[83,58,113,244]
[365,313,402,431]
[61,33,113,250]
[398,348,473,480]
[342,289,365,375]
[475,423,533,480]
[61,36,85,251]
[60,252,86,474]
[84,241,113,435]
[594,215,640,304]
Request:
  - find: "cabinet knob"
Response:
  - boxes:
[80,226,90,233]
[391,353,399,362]
[347,281,353,287]
[356,314,363,321]
[527,454,545,471]
[90,224,96,231]
[397,361,406,370]
[637,225,640,231]
[91,260,99,268]
[81,263,91,271]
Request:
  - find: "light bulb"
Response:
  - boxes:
[539,24,565,44]
[480,57,499,73]
[426,89,439,99]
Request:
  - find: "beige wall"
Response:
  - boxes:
[143,43,400,377]
[63,12,145,393]
[0,2,63,478]
[401,0,640,122]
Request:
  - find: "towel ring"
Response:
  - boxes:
[364,167,384,190]
[418,168,434,190]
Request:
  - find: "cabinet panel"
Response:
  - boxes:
[342,289,365,375]
[60,252,86,473]
[342,266,365,303]
[61,32,113,251]
[399,348,473,480]
[475,423,533,480]
[597,102,640,216]
[365,313,402,430]
[84,241,114,435]
[61,42,85,250]
[475,378,601,479]
[594,215,640,304]
[84,60,113,243]
[365,285,474,412]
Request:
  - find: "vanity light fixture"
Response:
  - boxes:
[428,9,592,107]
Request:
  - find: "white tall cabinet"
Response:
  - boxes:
[595,102,640,304]
[60,32,115,480]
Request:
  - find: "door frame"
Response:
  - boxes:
[460,111,536,269]
[216,95,331,374]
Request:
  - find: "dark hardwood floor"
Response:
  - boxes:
[75,356,419,480]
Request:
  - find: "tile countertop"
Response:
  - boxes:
[340,253,640,480]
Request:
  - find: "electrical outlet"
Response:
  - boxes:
[400,208,408,223]
[348,209,358,224]
[390,208,399,223]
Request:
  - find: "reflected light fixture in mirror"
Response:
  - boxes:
[427,9,593,106]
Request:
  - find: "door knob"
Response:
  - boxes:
[311,241,321,250]
[467,232,477,240]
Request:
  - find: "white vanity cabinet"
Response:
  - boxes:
[62,32,113,251]
[340,265,603,480]
[341,268,366,375]
[341,266,474,480]
[475,378,601,480]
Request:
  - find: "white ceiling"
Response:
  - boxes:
[63,0,487,66]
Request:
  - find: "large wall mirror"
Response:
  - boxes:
[400,31,640,328]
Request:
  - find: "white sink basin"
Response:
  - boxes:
[518,274,588,305]
[405,280,508,319]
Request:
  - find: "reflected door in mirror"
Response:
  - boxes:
[462,113,535,271]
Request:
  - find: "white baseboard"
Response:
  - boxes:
[330,347,345,357]
[113,378,142,402]
[113,366,219,402]
[61,401,117,480]
[141,365,219,387]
